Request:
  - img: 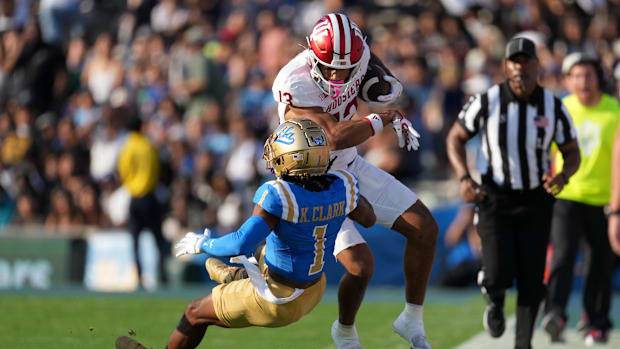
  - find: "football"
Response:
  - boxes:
[359,63,392,103]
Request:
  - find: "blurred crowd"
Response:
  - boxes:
[1,0,620,241]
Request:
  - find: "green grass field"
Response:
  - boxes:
[0,289,515,349]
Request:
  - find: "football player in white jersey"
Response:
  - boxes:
[272,13,438,349]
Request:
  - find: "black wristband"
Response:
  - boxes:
[459,174,471,182]
[609,209,620,216]
[560,172,569,185]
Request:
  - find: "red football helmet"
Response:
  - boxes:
[307,13,366,97]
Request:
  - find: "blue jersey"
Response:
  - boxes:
[254,170,359,284]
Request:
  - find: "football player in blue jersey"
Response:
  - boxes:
[115,119,375,349]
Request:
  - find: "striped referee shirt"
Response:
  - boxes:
[458,82,577,190]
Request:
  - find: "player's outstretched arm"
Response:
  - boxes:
[285,105,401,150]
[347,194,375,228]
[175,205,279,258]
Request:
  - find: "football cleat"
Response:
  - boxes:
[542,311,566,343]
[331,320,363,349]
[115,336,147,349]
[392,313,432,349]
[483,303,505,338]
[205,258,248,284]
[585,329,608,346]
[576,313,590,334]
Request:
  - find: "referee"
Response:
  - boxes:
[446,37,581,349]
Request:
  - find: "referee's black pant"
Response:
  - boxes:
[545,199,614,331]
[477,185,554,349]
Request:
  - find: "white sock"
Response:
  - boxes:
[334,321,357,336]
[397,303,425,336]
[403,302,424,320]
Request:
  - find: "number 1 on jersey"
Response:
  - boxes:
[308,224,327,275]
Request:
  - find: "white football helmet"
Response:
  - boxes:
[307,13,366,97]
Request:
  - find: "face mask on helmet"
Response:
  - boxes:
[307,13,366,98]
[264,119,330,178]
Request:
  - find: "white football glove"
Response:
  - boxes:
[175,228,212,257]
[392,117,420,151]
[376,75,403,103]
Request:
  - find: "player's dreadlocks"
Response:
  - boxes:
[281,174,336,192]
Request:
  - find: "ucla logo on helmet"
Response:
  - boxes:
[313,137,324,145]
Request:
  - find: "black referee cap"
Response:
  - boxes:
[505,37,537,60]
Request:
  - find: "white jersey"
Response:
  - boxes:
[272,43,371,169]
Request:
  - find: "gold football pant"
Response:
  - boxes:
[208,252,326,328]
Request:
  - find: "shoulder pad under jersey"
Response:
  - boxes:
[328,170,360,215]
[272,51,326,108]
[254,179,301,223]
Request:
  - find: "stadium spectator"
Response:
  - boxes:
[65,36,87,94]
[150,0,188,37]
[3,19,67,114]
[118,115,169,287]
[438,204,482,288]
[69,89,101,141]
[446,37,581,349]
[89,106,126,182]
[114,119,376,349]
[209,173,243,232]
[45,187,83,231]
[1,103,32,166]
[81,32,124,105]
[77,181,109,228]
[169,26,222,119]
[543,52,619,345]
[224,117,262,192]
[0,186,14,227]
[38,0,82,45]
[13,191,40,225]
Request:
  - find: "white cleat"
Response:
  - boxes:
[331,320,363,349]
[392,313,432,349]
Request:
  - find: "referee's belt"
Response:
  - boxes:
[483,181,544,195]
